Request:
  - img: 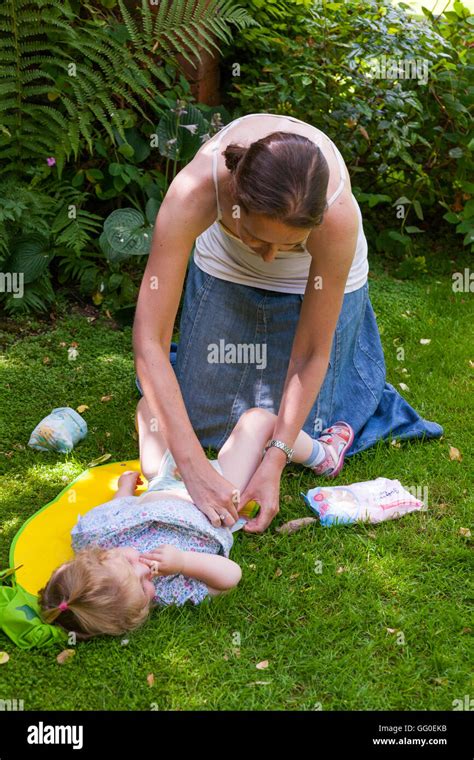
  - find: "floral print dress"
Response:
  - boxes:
[71,494,233,607]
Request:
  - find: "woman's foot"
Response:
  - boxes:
[311,422,354,478]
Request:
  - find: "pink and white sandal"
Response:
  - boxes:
[311,421,354,478]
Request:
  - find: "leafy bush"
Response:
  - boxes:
[0,0,252,313]
[221,0,474,272]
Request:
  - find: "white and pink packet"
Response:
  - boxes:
[301,477,426,526]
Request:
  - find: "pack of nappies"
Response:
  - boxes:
[28,407,87,453]
[301,477,425,526]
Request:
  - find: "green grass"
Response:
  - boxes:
[0,252,472,711]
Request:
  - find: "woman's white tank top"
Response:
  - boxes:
[194,113,369,294]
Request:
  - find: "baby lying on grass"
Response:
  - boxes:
[39,399,352,640]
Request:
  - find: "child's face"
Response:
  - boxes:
[105,547,156,601]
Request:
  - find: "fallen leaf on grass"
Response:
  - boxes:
[399,382,410,392]
[336,566,347,574]
[420,338,431,345]
[433,677,448,686]
[42,356,51,365]
[282,495,293,503]
[247,681,271,686]
[76,405,89,414]
[290,573,300,580]
[273,568,283,578]
[147,673,155,687]
[386,628,397,634]
[469,360,474,369]
[87,453,111,467]
[101,394,113,403]
[461,628,471,635]
[276,517,318,534]
[449,446,462,462]
[459,527,471,538]
[391,439,401,448]
[0,652,9,665]
[256,660,269,670]
[56,649,75,665]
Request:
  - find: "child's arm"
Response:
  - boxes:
[140,546,242,591]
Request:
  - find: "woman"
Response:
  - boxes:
[133,112,442,533]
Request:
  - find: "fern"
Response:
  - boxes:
[0,0,255,176]
[140,0,258,68]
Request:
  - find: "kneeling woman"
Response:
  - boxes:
[133,112,442,533]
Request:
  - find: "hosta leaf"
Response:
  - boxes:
[8,234,53,283]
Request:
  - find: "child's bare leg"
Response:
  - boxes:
[217,408,317,493]
[135,396,170,482]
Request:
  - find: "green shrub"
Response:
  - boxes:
[0,0,253,313]
[221,0,474,270]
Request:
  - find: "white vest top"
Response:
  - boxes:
[194,113,369,294]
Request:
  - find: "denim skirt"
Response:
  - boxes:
[137,255,443,456]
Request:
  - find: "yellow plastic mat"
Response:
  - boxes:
[9,460,146,596]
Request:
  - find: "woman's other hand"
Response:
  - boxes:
[238,449,284,533]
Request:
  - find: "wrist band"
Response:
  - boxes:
[263,439,294,465]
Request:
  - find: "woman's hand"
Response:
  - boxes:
[239,449,285,533]
[140,545,184,577]
[180,460,241,529]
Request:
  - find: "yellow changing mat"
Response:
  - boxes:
[10,460,146,596]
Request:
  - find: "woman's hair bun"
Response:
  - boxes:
[223,143,247,173]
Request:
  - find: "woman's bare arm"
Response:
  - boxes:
[133,164,240,527]
[240,198,359,532]
[271,199,359,452]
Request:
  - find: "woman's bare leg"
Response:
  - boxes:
[217,407,317,493]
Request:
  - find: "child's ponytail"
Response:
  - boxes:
[39,547,151,639]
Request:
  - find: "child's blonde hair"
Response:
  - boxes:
[38,546,152,639]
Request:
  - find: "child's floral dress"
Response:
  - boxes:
[71,493,233,607]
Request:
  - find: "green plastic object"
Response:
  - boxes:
[0,570,67,650]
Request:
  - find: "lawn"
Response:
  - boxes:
[0,247,472,711]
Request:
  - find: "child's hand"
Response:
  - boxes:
[117,471,143,494]
[140,545,184,577]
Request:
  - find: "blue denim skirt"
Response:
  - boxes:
[137,255,443,456]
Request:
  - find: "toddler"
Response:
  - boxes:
[39,400,352,640]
